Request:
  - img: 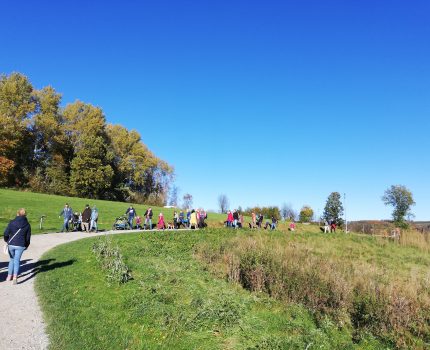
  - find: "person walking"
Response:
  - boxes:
[126,206,137,229]
[186,209,191,228]
[233,210,239,228]
[179,210,185,228]
[81,204,92,232]
[190,209,198,229]
[59,203,73,232]
[271,216,277,230]
[3,208,31,284]
[157,212,165,230]
[330,221,337,233]
[143,207,153,230]
[323,220,330,233]
[173,211,179,229]
[251,211,256,228]
[227,210,233,227]
[90,206,99,232]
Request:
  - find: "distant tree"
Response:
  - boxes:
[382,185,415,228]
[243,206,280,219]
[169,185,179,207]
[218,194,229,213]
[323,192,344,226]
[281,203,297,221]
[183,193,193,209]
[299,206,314,223]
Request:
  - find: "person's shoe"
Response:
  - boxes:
[5,275,12,282]
[12,275,18,285]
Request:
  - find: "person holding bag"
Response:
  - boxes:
[3,208,31,284]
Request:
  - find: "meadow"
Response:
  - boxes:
[34,228,430,349]
[2,189,430,349]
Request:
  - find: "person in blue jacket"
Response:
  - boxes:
[3,208,31,284]
[59,203,73,232]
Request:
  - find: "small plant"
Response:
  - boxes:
[92,236,132,284]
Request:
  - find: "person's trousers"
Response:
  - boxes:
[90,220,97,231]
[62,219,69,232]
[81,222,90,232]
[145,219,152,229]
[128,217,134,229]
[8,245,26,276]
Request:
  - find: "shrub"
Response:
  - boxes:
[92,236,132,284]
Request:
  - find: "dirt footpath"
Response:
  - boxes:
[0,230,130,350]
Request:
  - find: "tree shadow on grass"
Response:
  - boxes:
[0,258,76,284]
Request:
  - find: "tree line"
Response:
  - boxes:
[219,186,415,228]
[0,72,173,204]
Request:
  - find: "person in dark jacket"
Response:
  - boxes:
[125,206,137,229]
[143,207,153,230]
[81,204,92,232]
[3,208,31,284]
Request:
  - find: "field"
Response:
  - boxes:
[0,188,226,234]
[2,189,430,349]
[35,228,430,350]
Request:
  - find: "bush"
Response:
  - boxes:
[92,236,132,284]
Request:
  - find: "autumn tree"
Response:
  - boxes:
[30,86,70,193]
[299,206,314,223]
[0,73,36,184]
[0,72,173,202]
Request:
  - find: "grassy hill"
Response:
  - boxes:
[35,229,430,349]
[0,188,226,234]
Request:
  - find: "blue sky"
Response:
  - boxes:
[1,0,429,220]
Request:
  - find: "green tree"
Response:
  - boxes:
[63,102,114,198]
[382,185,415,228]
[323,192,344,226]
[299,206,314,223]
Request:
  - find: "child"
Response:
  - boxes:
[135,216,142,229]
[157,213,165,230]
[289,221,296,231]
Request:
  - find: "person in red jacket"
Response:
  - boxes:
[227,210,233,227]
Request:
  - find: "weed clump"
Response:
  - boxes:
[92,236,132,285]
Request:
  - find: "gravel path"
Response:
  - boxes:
[0,228,181,350]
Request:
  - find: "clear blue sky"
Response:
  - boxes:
[1,0,429,220]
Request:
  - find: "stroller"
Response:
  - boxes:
[112,215,130,230]
[71,212,81,231]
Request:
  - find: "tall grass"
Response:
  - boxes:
[399,229,430,252]
[196,235,430,349]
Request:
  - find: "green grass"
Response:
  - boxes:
[35,229,386,350]
[0,188,226,234]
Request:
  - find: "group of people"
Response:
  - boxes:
[59,203,99,233]
[323,220,337,233]
[225,210,279,230]
[125,206,207,230]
